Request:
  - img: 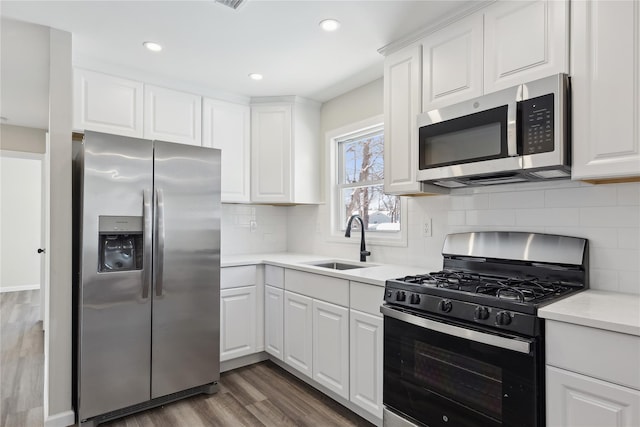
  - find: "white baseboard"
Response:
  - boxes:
[221,352,268,373]
[0,284,40,293]
[45,410,74,427]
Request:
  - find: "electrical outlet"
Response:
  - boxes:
[423,216,432,237]
[250,220,257,232]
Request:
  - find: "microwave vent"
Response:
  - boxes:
[434,180,467,188]
[529,169,571,179]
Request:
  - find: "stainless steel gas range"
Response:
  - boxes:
[381,231,588,427]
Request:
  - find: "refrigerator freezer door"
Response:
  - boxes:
[78,132,153,420]
[151,141,221,398]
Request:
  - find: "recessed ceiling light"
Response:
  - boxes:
[248,73,263,81]
[319,19,340,32]
[143,41,163,52]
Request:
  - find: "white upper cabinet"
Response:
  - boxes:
[383,45,423,195]
[484,0,568,93]
[144,84,202,146]
[202,99,251,202]
[251,98,321,204]
[422,14,483,111]
[571,0,640,181]
[73,69,143,137]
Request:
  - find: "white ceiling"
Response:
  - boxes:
[1,0,476,130]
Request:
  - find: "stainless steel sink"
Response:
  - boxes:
[307,261,368,270]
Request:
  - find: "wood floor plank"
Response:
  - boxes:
[1,291,374,427]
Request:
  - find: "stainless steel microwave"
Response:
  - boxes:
[417,74,570,188]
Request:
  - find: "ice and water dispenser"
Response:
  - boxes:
[98,216,144,272]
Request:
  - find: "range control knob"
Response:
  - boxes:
[474,306,490,320]
[496,311,513,326]
[410,294,421,305]
[396,291,406,302]
[438,299,453,313]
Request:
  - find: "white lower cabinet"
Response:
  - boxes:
[284,291,313,378]
[349,309,383,418]
[313,300,349,399]
[547,366,640,427]
[264,285,284,361]
[220,286,256,362]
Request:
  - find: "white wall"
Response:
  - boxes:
[286,79,640,295]
[0,153,42,291]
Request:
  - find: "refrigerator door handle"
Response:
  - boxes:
[155,188,165,297]
[142,189,152,299]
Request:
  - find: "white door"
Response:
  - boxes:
[313,299,349,399]
[283,291,313,378]
[547,366,640,427]
[383,45,423,195]
[350,309,383,418]
[220,286,257,361]
[202,99,251,203]
[0,151,43,293]
[483,0,568,93]
[571,0,640,180]
[250,104,292,203]
[144,84,202,146]
[422,13,483,111]
[264,285,284,360]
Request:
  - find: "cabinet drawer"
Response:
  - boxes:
[285,269,348,306]
[350,281,384,317]
[221,265,256,290]
[265,265,284,289]
[546,320,640,390]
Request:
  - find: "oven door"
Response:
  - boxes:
[416,84,521,182]
[381,306,542,427]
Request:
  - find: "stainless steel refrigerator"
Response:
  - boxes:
[72,131,220,425]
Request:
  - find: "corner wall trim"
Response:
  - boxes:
[45,410,74,427]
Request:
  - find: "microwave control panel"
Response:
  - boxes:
[519,93,554,155]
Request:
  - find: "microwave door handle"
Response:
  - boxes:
[380,305,531,354]
[507,100,518,157]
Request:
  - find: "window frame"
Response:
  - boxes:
[326,114,408,247]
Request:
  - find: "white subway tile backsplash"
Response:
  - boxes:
[515,208,579,227]
[580,206,640,228]
[618,228,640,250]
[447,211,466,226]
[545,185,617,208]
[618,183,640,206]
[618,270,640,294]
[589,269,620,292]
[590,247,640,271]
[466,209,516,226]
[489,190,545,209]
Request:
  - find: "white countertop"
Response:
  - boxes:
[538,290,640,336]
[222,252,439,287]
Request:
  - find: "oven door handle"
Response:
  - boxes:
[380,306,532,354]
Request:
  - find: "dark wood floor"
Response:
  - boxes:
[0,290,44,427]
[0,290,373,427]
[104,362,373,427]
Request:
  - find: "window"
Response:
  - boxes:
[334,122,402,237]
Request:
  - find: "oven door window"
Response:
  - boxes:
[419,105,508,170]
[384,315,540,427]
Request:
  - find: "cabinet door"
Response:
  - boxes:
[422,14,483,111]
[484,0,568,93]
[383,45,423,195]
[220,286,256,362]
[350,309,383,418]
[547,366,640,427]
[571,0,640,180]
[73,69,143,137]
[283,291,313,377]
[264,285,284,361]
[251,104,292,203]
[144,85,202,146]
[202,99,251,202]
[312,300,349,399]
